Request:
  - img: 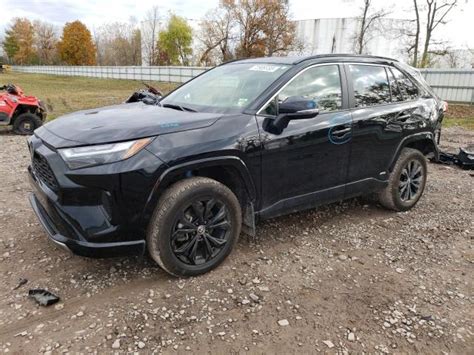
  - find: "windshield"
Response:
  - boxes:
[160,63,291,114]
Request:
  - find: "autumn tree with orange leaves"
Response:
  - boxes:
[198,0,299,65]
[58,21,96,65]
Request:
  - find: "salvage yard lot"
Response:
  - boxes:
[0,73,473,353]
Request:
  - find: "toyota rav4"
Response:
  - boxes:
[28,55,444,276]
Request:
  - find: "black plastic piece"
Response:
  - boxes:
[28,289,60,306]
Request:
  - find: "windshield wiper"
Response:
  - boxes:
[162,103,197,112]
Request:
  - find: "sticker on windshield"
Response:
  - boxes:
[249,64,283,73]
[237,98,248,106]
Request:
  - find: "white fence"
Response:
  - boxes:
[419,69,473,104]
[12,65,210,84]
[11,65,474,104]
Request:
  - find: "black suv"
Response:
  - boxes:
[28,55,443,276]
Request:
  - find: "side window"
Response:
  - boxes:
[387,68,403,102]
[262,65,343,115]
[391,68,419,100]
[349,64,391,107]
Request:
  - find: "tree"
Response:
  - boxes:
[419,0,457,67]
[198,4,235,65]
[234,0,298,58]
[157,14,193,65]
[33,20,59,64]
[411,0,421,66]
[141,6,161,65]
[197,0,298,64]
[95,22,141,65]
[233,0,267,58]
[58,21,96,65]
[404,0,458,67]
[2,27,19,63]
[260,0,297,56]
[2,18,36,64]
[354,0,389,54]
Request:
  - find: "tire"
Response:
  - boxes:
[378,148,427,212]
[12,113,43,135]
[147,177,242,277]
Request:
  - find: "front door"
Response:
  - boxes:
[255,64,352,218]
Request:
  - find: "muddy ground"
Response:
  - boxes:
[0,128,472,354]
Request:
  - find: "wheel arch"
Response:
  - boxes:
[388,132,439,172]
[11,104,44,123]
[143,156,257,232]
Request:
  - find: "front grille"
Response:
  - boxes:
[33,153,59,192]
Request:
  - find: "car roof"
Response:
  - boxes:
[230,54,399,66]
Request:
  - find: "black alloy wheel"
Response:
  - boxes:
[398,159,424,202]
[171,198,231,265]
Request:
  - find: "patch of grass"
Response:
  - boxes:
[443,104,474,130]
[443,117,474,130]
[1,72,178,120]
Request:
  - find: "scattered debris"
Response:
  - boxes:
[12,278,28,290]
[322,340,335,348]
[278,319,289,326]
[28,289,60,306]
[436,146,474,170]
[338,254,348,261]
[111,339,121,349]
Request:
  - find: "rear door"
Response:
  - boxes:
[345,63,431,195]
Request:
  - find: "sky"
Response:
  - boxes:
[0,0,472,48]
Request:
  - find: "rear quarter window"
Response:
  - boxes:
[391,68,419,101]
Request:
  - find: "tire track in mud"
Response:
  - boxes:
[0,273,170,339]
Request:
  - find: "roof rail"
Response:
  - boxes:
[294,53,399,64]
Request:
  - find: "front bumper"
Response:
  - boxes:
[26,131,164,259]
[29,192,145,258]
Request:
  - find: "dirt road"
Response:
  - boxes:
[0,128,472,354]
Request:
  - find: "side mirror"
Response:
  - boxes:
[264,96,319,135]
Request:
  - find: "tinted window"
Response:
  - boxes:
[387,68,403,102]
[349,65,391,107]
[263,65,342,115]
[391,68,419,100]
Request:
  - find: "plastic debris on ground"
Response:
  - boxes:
[28,289,60,306]
[436,146,474,170]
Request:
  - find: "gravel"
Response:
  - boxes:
[0,127,472,353]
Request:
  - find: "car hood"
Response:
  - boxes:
[37,103,222,148]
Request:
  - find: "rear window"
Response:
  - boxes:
[349,65,391,107]
[391,68,419,101]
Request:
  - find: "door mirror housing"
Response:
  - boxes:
[264,96,319,135]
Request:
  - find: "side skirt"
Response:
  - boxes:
[256,177,388,221]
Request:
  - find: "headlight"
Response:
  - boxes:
[59,138,152,169]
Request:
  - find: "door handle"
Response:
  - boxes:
[331,127,351,137]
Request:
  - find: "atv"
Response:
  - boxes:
[0,83,46,135]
